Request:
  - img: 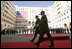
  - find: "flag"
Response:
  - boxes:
[16,11,28,18]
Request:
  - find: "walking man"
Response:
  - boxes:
[33,11,54,47]
[30,15,40,42]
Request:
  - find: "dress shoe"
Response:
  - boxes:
[33,43,39,47]
[49,44,54,47]
[30,40,34,42]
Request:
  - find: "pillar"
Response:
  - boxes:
[17,30,20,34]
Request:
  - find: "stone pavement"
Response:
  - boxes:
[1,34,38,42]
[1,33,71,42]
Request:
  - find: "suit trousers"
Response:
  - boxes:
[36,30,54,45]
[31,29,40,41]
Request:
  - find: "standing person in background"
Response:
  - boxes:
[64,23,69,33]
[69,23,71,33]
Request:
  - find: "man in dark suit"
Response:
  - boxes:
[30,15,40,42]
[33,11,54,47]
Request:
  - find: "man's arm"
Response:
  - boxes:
[33,24,39,29]
[33,26,36,29]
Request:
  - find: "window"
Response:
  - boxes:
[57,4,59,7]
[68,6,69,7]
[64,13,65,15]
[5,10,8,13]
[3,13,4,16]
[67,16,69,18]
[57,8,60,10]
[5,24,6,26]
[58,12,60,14]
[59,3,61,5]
[10,1,12,4]
[67,1,68,3]
[64,17,66,19]
[6,20,7,23]
[6,6,9,9]
[67,11,68,13]
[56,1,58,3]
[6,2,9,6]
[3,5,5,7]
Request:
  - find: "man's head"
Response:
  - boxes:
[41,11,45,15]
[35,15,39,19]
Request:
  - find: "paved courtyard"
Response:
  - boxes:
[1,33,71,42]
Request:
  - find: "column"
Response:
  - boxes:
[17,30,20,34]
[21,30,23,34]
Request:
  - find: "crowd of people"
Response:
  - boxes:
[1,28,18,35]
[49,28,69,34]
[1,27,70,35]
[17,28,35,34]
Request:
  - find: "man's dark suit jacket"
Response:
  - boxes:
[40,15,49,33]
[33,19,41,29]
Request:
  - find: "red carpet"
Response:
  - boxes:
[1,40,71,48]
[18,34,69,40]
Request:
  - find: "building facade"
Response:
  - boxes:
[1,1,16,30]
[15,6,51,30]
[15,18,27,30]
[49,1,71,30]
[1,1,71,34]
